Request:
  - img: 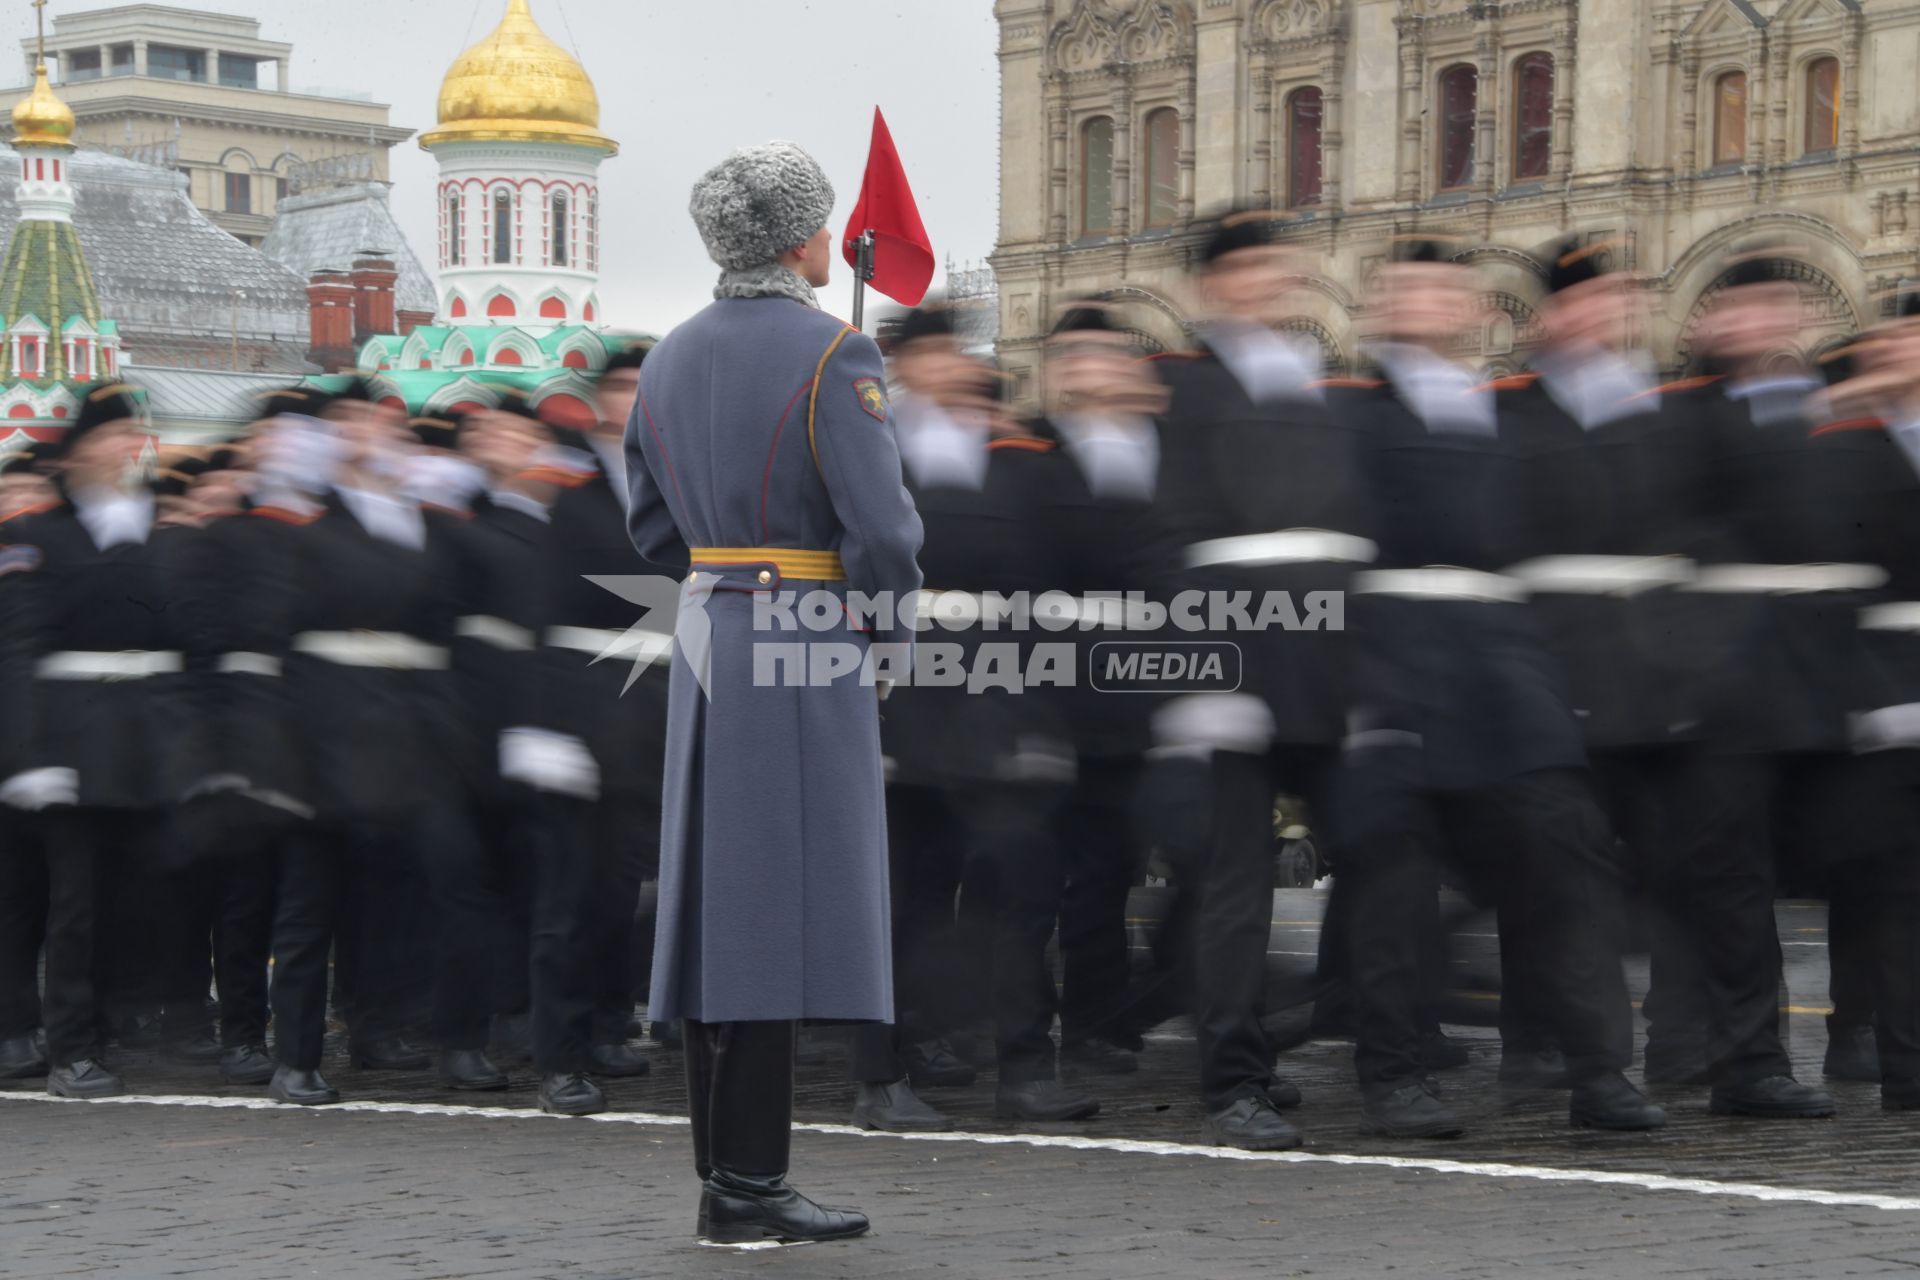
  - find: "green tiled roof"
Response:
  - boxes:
[0,219,102,382]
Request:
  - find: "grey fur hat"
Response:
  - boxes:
[689,141,836,272]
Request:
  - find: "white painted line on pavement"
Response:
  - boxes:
[5,1089,1917,1213]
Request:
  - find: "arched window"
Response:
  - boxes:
[1286,87,1324,208]
[1713,71,1748,165]
[1438,65,1477,190]
[1805,57,1840,155]
[1081,116,1115,237]
[1143,108,1180,229]
[550,190,569,267]
[446,191,462,267]
[1513,53,1554,180]
[492,188,513,265]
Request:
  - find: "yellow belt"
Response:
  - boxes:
[689,546,847,581]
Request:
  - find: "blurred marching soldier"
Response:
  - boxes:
[0,443,58,518]
[1497,241,1834,1118]
[1028,304,1169,1084]
[1139,212,1368,1150]
[240,384,499,1104]
[1336,239,1661,1138]
[0,384,204,1098]
[847,302,1100,1132]
[1806,286,1920,1111]
[629,140,922,1243]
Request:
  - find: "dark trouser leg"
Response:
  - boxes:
[156,856,218,1045]
[1057,756,1141,1048]
[972,783,1066,1084]
[1864,875,1920,1094]
[95,816,162,1035]
[683,1018,720,1180]
[270,831,338,1071]
[1341,750,1445,1095]
[1828,887,1876,1034]
[212,848,279,1048]
[889,785,968,1050]
[527,795,596,1074]
[413,807,502,1052]
[35,810,107,1065]
[350,821,432,1045]
[0,820,48,1039]
[706,1019,796,1179]
[846,1023,899,1084]
[1192,749,1279,1105]
[1485,769,1633,1081]
[588,794,648,1045]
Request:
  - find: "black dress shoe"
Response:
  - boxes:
[901,1038,976,1088]
[269,1065,340,1106]
[48,1059,126,1099]
[1416,1030,1470,1071]
[440,1049,509,1091]
[219,1043,276,1086]
[166,1029,224,1065]
[539,1072,607,1116]
[697,1170,870,1245]
[1266,1075,1304,1110]
[1061,1038,1139,1077]
[1570,1071,1666,1130]
[1203,1094,1303,1151]
[589,1041,652,1078]
[994,1079,1100,1122]
[1360,1081,1463,1138]
[852,1079,952,1132]
[1498,1046,1571,1089]
[1824,1025,1880,1082]
[1710,1075,1836,1119]
[350,1037,431,1071]
[1883,1080,1920,1111]
[0,1032,48,1079]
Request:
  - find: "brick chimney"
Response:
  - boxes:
[306,269,357,372]
[395,309,434,338]
[350,252,399,341]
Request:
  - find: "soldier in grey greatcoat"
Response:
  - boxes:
[625,140,923,1246]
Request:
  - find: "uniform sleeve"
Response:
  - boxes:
[813,329,924,645]
[0,517,54,782]
[624,387,690,572]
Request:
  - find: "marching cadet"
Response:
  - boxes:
[629,140,922,1244]
[1142,211,1374,1149]
[1336,239,1661,1138]
[0,384,203,1098]
[1499,240,1834,1118]
[0,444,58,518]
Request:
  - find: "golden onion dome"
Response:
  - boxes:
[12,62,76,150]
[420,0,616,154]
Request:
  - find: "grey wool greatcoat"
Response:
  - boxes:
[626,295,924,1024]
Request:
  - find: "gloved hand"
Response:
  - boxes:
[0,767,79,811]
[499,728,600,801]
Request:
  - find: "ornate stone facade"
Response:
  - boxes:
[990,0,1920,395]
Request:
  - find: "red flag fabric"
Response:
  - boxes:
[843,108,935,307]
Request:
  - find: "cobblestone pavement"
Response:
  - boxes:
[5,895,1920,1277]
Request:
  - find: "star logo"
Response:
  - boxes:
[583,573,716,698]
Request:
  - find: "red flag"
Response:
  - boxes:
[843,108,935,307]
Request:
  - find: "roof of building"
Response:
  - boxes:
[0,144,315,372]
[0,219,101,381]
[260,182,437,316]
[126,363,290,436]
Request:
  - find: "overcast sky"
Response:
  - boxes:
[34,0,1003,335]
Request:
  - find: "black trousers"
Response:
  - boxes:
[506,793,601,1073]
[583,791,655,1046]
[683,1019,795,1181]
[0,809,132,1065]
[0,815,47,1041]
[1341,761,1633,1095]
[1056,755,1144,1048]
[156,850,279,1049]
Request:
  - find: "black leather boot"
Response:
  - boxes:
[683,1020,719,1181]
[439,1048,509,1091]
[268,1065,340,1106]
[0,1032,48,1079]
[697,1170,871,1245]
[1570,1070,1667,1130]
[539,1072,607,1116]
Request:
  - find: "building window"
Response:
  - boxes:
[110,45,133,75]
[1713,71,1748,165]
[447,192,463,267]
[588,193,598,270]
[493,188,513,265]
[551,190,569,267]
[1081,116,1116,237]
[225,172,251,214]
[218,54,258,89]
[1287,87,1324,208]
[148,45,206,82]
[19,339,39,377]
[1513,53,1554,180]
[65,49,102,82]
[1805,57,1840,155]
[1142,108,1180,229]
[1438,65,1478,190]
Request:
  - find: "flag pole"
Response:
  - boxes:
[850,229,877,331]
